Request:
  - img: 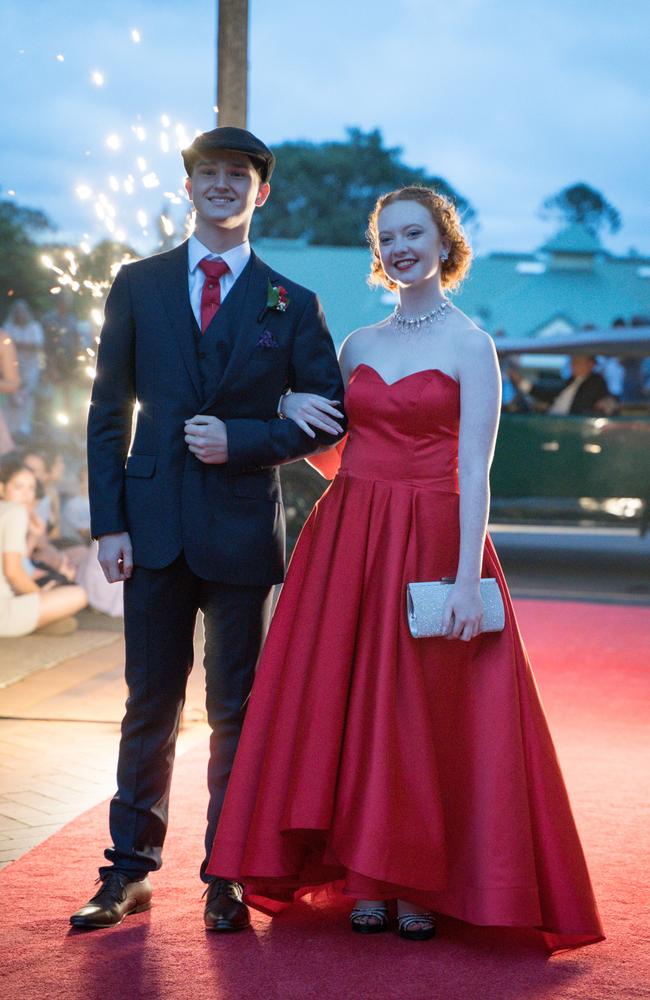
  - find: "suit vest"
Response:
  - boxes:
[191,262,250,402]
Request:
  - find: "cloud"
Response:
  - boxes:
[1,0,648,254]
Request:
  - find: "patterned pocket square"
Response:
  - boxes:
[257,330,280,349]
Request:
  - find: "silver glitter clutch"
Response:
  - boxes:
[406,577,505,638]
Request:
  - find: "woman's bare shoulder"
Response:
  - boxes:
[338,318,391,371]
[448,307,495,356]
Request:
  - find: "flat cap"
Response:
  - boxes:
[182,126,275,181]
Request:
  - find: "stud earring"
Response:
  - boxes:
[440,249,449,262]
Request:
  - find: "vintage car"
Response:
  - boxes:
[280,327,650,550]
[492,327,650,534]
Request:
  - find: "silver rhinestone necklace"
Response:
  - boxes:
[392,299,451,332]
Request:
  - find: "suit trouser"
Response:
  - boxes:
[99,552,272,882]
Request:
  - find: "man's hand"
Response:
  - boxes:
[98,531,133,583]
[184,415,228,464]
[594,395,619,417]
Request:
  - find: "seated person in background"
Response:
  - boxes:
[619,356,650,405]
[509,354,618,416]
[25,501,79,585]
[0,452,78,584]
[23,445,66,540]
[58,464,123,618]
[0,458,87,637]
[60,466,91,545]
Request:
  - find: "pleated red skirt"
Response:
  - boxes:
[207,365,604,952]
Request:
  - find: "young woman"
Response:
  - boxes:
[206,186,604,951]
[0,457,87,637]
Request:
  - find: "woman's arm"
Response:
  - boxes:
[442,331,501,641]
[3,551,39,594]
[0,335,21,394]
[26,511,48,558]
[46,488,62,539]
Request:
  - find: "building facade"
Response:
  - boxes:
[256,226,650,348]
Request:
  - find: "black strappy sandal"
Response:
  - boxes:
[349,904,390,935]
[397,911,437,941]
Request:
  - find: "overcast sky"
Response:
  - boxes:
[1,0,648,256]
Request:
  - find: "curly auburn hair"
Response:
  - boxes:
[367,186,472,293]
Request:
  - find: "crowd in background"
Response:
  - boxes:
[0,293,122,638]
[1,295,649,640]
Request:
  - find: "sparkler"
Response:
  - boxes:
[9,30,199,437]
[72,109,196,251]
[32,32,199,429]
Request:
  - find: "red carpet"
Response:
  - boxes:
[0,598,648,1000]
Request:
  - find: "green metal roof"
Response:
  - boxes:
[255,238,388,347]
[255,229,650,347]
[541,224,604,255]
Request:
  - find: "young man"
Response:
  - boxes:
[72,127,345,931]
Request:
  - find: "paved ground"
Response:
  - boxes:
[0,623,209,870]
[0,525,647,872]
[0,608,122,691]
[490,525,650,605]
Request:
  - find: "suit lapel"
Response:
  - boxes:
[200,251,274,412]
[157,241,202,400]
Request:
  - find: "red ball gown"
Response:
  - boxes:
[207,363,604,952]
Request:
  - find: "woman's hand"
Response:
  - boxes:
[441,581,484,642]
[280,392,343,438]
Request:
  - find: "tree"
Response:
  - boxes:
[0,196,56,317]
[540,182,621,236]
[252,128,477,246]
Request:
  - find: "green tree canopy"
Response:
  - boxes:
[252,128,477,246]
[540,182,622,236]
[0,196,56,318]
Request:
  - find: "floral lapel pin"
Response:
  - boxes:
[257,329,280,349]
[266,280,289,313]
[257,280,291,323]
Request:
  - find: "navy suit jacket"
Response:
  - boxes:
[87,241,346,585]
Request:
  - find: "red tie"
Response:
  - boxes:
[199,258,230,332]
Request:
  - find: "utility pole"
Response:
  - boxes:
[216,0,249,127]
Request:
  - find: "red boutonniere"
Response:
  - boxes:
[267,280,289,313]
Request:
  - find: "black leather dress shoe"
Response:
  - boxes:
[70,872,152,929]
[204,879,250,931]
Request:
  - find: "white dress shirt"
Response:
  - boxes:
[187,235,251,328]
[548,375,587,415]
